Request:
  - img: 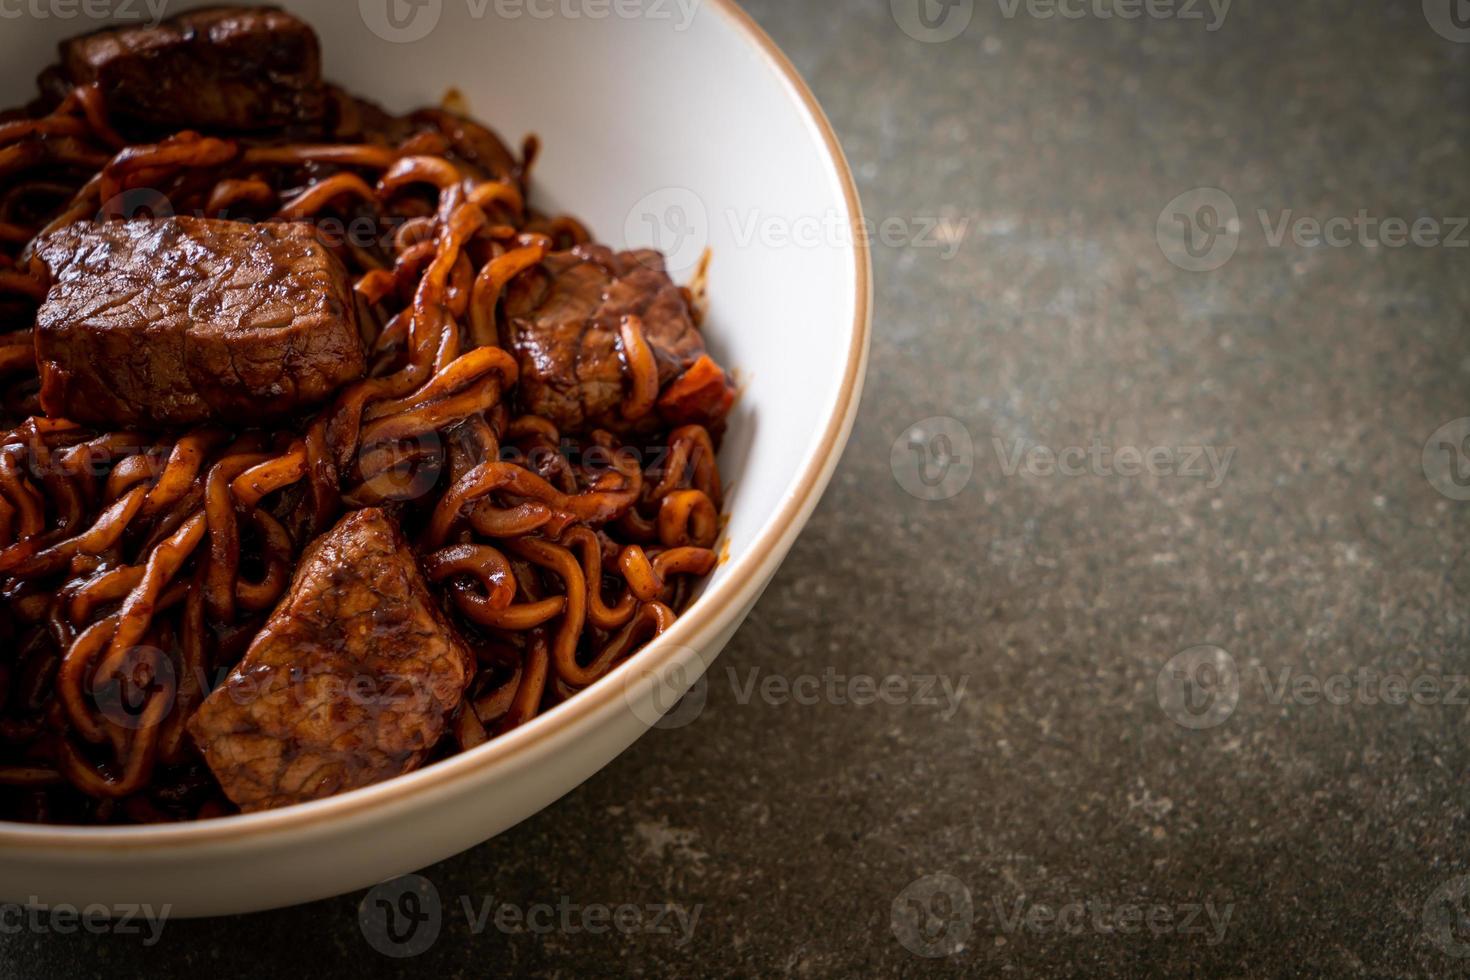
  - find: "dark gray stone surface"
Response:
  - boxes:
[4,0,1470,976]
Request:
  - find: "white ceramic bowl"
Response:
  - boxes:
[0,0,869,915]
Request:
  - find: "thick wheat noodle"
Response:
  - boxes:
[378,155,466,196]
[203,177,275,214]
[562,526,636,630]
[0,484,145,577]
[204,452,273,622]
[447,581,566,631]
[157,578,207,765]
[426,456,641,549]
[0,117,92,146]
[67,565,145,625]
[273,172,378,221]
[494,629,549,734]
[657,489,719,548]
[229,447,307,508]
[0,449,44,539]
[0,344,35,376]
[468,239,547,348]
[652,546,718,581]
[354,267,396,305]
[0,270,46,301]
[233,508,294,612]
[618,545,663,602]
[240,144,402,169]
[504,536,592,686]
[647,424,721,505]
[586,602,676,681]
[93,512,206,684]
[70,83,126,150]
[55,614,120,742]
[395,215,438,250]
[618,316,660,421]
[103,452,158,500]
[56,673,171,798]
[98,134,238,211]
[141,429,225,517]
[424,544,516,609]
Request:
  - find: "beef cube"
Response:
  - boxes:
[188,509,474,812]
[33,216,365,428]
[503,245,735,435]
[58,6,325,133]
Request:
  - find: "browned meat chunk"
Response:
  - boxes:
[57,7,325,133]
[503,245,735,435]
[33,216,365,428]
[187,509,474,812]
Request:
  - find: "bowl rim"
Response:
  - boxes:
[0,0,872,851]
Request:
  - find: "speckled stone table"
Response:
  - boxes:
[4,0,1469,976]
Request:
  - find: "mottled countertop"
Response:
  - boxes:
[5,0,1470,976]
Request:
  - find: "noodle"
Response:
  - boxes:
[0,54,727,825]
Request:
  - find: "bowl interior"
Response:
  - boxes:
[0,0,863,829]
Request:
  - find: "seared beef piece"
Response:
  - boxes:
[503,245,735,435]
[57,7,325,133]
[188,509,474,813]
[33,216,365,428]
